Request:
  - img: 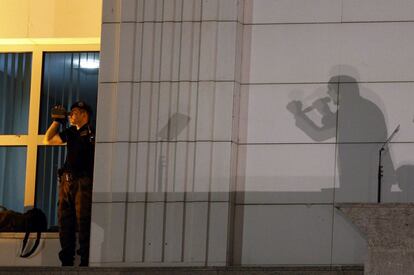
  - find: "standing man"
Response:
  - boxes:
[43,101,95,266]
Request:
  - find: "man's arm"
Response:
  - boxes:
[294,113,336,142]
[287,100,335,142]
[43,121,64,145]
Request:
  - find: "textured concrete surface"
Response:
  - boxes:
[0,266,363,275]
[336,203,414,275]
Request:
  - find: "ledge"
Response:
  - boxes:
[336,203,414,209]
[336,203,414,274]
[0,232,59,239]
[0,265,364,274]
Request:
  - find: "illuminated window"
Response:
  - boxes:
[0,53,31,135]
[0,52,31,211]
[37,52,99,226]
[0,42,99,230]
[0,147,27,212]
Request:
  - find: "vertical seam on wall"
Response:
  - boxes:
[171,0,184,263]
[160,0,170,261]
[228,0,245,264]
[160,0,176,256]
[187,0,203,262]
[330,81,340,265]
[205,1,221,266]
[161,0,172,262]
[135,0,146,264]
[192,0,203,194]
[151,0,162,201]
[180,1,195,262]
[143,0,161,262]
[153,0,165,262]
[141,0,150,263]
[104,6,123,251]
[122,0,139,263]
[152,1,162,166]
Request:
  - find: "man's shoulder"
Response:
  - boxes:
[60,126,77,138]
[64,126,77,134]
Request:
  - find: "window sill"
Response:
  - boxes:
[0,232,59,239]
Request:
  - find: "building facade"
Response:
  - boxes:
[90,0,414,267]
[2,0,414,268]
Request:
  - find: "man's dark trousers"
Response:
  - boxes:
[58,172,92,266]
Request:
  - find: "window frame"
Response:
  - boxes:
[0,40,100,208]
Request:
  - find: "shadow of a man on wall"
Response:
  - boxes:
[287,75,396,202]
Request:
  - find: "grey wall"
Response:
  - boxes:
[92,0,414,267]
[91,0,242,266]
[237,0,414,265]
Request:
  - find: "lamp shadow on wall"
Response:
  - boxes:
[156,112,191,193]
[287,69,414,202]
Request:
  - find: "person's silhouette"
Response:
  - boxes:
[287,75,396,202]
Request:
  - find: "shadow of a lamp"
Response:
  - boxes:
[156,113,191,193]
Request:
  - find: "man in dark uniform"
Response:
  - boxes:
[43,101,95,266]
